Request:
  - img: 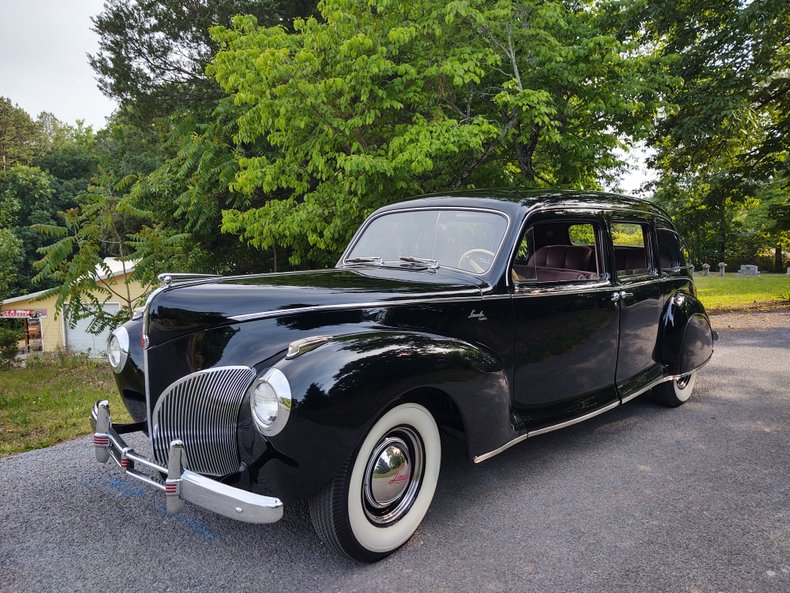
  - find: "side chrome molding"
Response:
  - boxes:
[474,356,714,464]
[473,400,620,464]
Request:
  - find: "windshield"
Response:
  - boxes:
[346,209,508,274]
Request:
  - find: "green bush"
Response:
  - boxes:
[24,349,96,369]
[0,327,21,369]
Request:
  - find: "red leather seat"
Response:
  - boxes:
[529,245,595,272]
[614,247,647,271]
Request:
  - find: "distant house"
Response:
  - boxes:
[0,258,146,355]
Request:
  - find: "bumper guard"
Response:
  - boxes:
[90,400,283,524]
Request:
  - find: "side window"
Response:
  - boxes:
[568,223,596,246]
[612,222,651,276]
[656,229,686,270]
[512,219,602,284]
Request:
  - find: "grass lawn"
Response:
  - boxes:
[693,272,790,312]
[0,356,130,457]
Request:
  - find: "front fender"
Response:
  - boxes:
[112,317,147,424]
[656,292,714,375]
[243,330,510,502]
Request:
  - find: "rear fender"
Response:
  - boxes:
[656,292,714,375]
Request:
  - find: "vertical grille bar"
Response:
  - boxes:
[151,366,256,476]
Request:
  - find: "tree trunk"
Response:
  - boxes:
[515,126,540,183]
[717,202,727,262]
[775,244,783,273]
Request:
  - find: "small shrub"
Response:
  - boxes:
[24,352,46,369]
[24,349,99,369]
[0,327,21,369]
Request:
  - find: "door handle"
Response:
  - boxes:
[612,290,634,302]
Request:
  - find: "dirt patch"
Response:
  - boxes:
[706,300,790,315]
[708,303,790,330]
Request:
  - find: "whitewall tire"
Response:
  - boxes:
[652,371,697,407]
[309,402,441,562]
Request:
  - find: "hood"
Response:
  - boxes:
[146,267,484,346]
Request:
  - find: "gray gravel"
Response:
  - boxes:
[1,322,788,593]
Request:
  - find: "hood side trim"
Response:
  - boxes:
[229,290,483,323]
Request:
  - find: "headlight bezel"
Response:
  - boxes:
[249,368,292,436]
[107,326,130,373]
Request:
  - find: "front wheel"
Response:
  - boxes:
[651,371,697,407]
[309,402,441,562]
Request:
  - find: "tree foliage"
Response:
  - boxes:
[32,171,152,331]
[0,228,23,301]
[0,325,22,368]
[0,98,48,170]
[126,100,269,276]
[0,165,56,294]
[646,0,789,269]
[90,0,318,122]
[0,107,100,297]
[210,0,675,265]
[84,0,320,278]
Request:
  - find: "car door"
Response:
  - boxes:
[510,211,620,431]
[609,217,665,396]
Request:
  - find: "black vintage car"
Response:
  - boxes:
[92,189,715,561]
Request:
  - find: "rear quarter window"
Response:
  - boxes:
[656,229,686,270]
[612,222,650,276]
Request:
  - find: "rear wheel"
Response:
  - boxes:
[651,371,697,407]
[309,402,441,562]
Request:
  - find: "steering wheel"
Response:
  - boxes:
[458,248,496,273]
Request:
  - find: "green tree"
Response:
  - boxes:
[127,102,270,275]
[646,0,789,269]
[33,171,153,332]
[0,196,23,300]
[210,0,675,266]
[0,97,47,169]
[86,0,320,275]
[0,115,100,297]
[90,0,318,122]
[0,165,58,294]
[0,229,23,301]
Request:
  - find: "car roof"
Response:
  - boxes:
[375,188,670,220]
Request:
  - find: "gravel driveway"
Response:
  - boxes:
[1,313,788,593]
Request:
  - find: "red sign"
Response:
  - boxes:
[1,309,37,318]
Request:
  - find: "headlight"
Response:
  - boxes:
[249,368,292,436]
[107,326,130,373]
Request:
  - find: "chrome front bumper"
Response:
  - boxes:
[90,400,283,524]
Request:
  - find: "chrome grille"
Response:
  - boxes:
[151,366,256,476]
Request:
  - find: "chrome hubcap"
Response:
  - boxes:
[677,375,690,389]
[363,426,424,526]
[370,439,412,505]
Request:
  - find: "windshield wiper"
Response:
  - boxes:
[344,256,382,266]
[399,256,439,270]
